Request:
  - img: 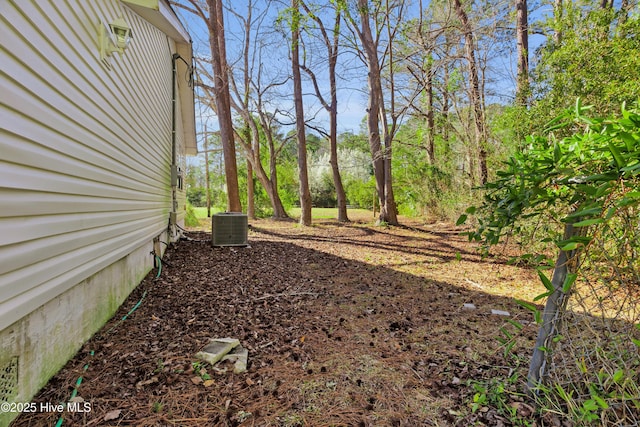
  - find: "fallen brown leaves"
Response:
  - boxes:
[13,217,541,427]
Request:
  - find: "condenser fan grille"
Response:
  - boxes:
[212,213,248,247]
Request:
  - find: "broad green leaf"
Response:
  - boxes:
[605,207,618,219]
[577,184,598,196]
[534,311,543,324]
[573,218,604,227]
[608,142,625,168]
[583,399,599,412]
[538,270,554,291]
[565,206,602,219]
[560,241,580,251]
[580,172,618,182]
[622,101,630,118]
[456,214,467,226]
[618,131,637,152]
[556,384,572,402]
[593,395,609,410]
[516,299,538,312]
[499,327,512,340]
[534,291,552,301]
[545,121,571,132]
[562,273,578,293]
[617,197,640,208]
[575,98,583,117]
[506,319,524,330]
[621,162,640,173]
[595,181,613,197]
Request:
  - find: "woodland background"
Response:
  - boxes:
[173,0,640,225]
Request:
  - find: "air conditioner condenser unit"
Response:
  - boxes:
[212,213,248,247]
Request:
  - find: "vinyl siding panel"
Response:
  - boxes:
[0,0,191,331]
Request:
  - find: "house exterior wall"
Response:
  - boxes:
[0,1,195,424]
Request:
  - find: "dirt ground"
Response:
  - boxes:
[13,213,543,426]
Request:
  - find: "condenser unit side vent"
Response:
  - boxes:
[212,213,248,247]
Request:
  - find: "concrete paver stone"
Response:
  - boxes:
[195,338,240,365]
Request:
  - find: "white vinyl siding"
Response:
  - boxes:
[0,0,191,331]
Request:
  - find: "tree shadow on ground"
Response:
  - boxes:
[14,224,542,427]
[249,221,515,268]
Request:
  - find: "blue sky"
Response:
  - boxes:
[175,0,371,143]
[173,0,534,154]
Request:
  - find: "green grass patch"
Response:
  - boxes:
[192,206,374,221]
[288,207,374,221]
[192,207,221,219]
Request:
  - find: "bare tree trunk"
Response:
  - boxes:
[246,158,255,219]
[300,1,349,222]
[204,126,212,217]
[452,0,487,185]
[355,0,398,225]
[330,124,349,221]
[264,123,289,219]
[255,111,287,219]
[229,117,288,220]
[381,0,398,225]
[224,0,289,220]
[426,59,435,164]
[515,0,529,106]
[365,68,387,222]
[379,99,398,225]
[207,0,241,212]
[235,116,288,219]
[383,141,397,224]
[553,0,563,45]
[417,0,435,164]
[328,63,349,222]
[291,0,312,226]
[442,62,450,146]
[249,141,287,218]
[619,0,629,23]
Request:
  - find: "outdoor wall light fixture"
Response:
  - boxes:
[99,17,133,60]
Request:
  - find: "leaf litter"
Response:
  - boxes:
[13,216,541,426]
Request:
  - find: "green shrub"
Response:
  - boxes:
[184,202,200,227]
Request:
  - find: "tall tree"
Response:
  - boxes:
[344,0,399,225]
[246,159,255,219]
[515,0,529,106]
[175,0,242,212]
[553,0,563,45]
[452,0,488,185]
[299,0,350,222]
[532,6,640,121]
[226,0,290,218]
[395,0,442,164]
[197,60,291,218]
[290,0,313,226]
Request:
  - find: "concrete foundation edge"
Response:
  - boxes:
[0,232,168,427]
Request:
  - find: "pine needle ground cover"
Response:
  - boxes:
[14,216,543,426]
